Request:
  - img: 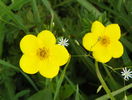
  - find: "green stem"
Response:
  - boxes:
[71,54,94,59]
[96,83,132,100]
[50,13,54,31]
[95,61,115,100]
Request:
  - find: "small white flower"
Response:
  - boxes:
[121,67,132,81]
[58,37,69,47]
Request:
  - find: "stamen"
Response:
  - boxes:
[37,47,49,60]
[100,36,110,46]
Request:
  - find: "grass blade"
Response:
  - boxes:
[54,56,71,100]
[96,83,132,100]
[9,0,31,10]
[32,0,41,28]
[75,85,80,100]
[122,48,132,66]
[41,0,55,31]
[121,37,132,52]
[103,64,121,89]
[0,59,39,91]
[0,22,5,58]
[77,0,101,17]
[13,89,30,100]
[71,40,97,78]
[0,1,28,32]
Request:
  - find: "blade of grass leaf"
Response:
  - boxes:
[13,90,30,100]
[77,0,101,17]
[0,23,5,58]
[96,83,132,100]
[103,64,121,89]
[117,0,123,11]
[75,85,80,100]
[64,73,85,100]
[71,40,96,78]
[103,64,122,77]
[9,0,32,10]
[2,74,15,100]
[95,61,115,100]
[41,0,54,14]
[0,16,20,28]
[122,48,132,66]
[53,0,74,8]
[53,56,71,100]
[61,70,76,91]
[0,59,19,71]
[41,0,55,31]
[0,59,39,91]
[103,64,116,84]
[0,1,28,32]
[32,0,41,30]
[103,64,122,99]
[20,71,39,91]
[121,37,132,52]
[41,0,68,35]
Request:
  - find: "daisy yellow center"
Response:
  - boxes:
[37,47,49,60]
[99,36,110,46]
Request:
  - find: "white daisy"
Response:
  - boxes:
[58,37,69,47]
[121,67,132,81]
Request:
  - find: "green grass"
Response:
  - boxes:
[0,0,132,100]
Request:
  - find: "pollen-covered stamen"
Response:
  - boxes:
[100,36,110,46]
[37,48,49,60]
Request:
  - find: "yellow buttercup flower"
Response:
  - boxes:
[83,21,124,63]
[19,30,70,78]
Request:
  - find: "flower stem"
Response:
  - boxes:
[96,83,132,100]
[95,61,116,100]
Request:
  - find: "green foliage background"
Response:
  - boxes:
[0,0,132,100]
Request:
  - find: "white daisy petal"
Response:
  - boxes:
[121,67,132,81]
[58,37,69,47]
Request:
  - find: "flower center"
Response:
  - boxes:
[37,47,49,60]
[99,36,110,46]
[124,72,129,76]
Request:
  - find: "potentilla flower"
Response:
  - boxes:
[19,30,70,78]
[121,67,132,81]
[58,37,69,47]
[82,21,124,63]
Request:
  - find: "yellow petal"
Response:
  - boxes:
[92,45,112,63]
[91,21,105,36]
[20,35,38,55]
[82,33,99,51]
[37,30,56,47]
[109,41,124,58]
[19,55,39,74]
[38,60,59,78]
[104,24,121,40]
[50,45,70,66]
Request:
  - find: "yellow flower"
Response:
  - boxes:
[19,30,70,78]
[83,21,124,63]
